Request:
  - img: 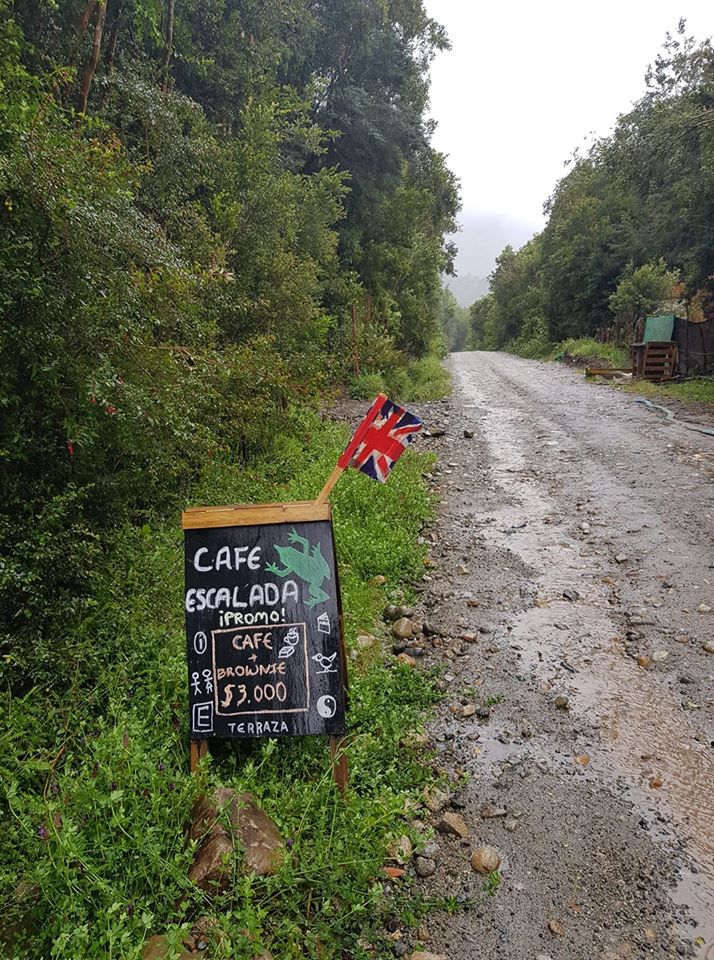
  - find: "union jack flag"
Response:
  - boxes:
[338,395,423,483]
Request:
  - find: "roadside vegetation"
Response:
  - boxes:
[0,3,457,957]
[463,23,714,386]
[1,417,445,959]
[619,377,714,406]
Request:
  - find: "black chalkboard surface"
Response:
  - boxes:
[183,502,347,740]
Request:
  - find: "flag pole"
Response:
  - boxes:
[316,464,344,504]
[315,393,387,504]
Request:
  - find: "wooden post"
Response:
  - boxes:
[330,736,348,795]
[315,465,344,504]
[190,739,208,773]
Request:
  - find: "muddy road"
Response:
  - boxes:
[407,352,714,960]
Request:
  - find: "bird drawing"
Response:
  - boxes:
[311,652,338,674]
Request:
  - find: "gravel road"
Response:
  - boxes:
[403,352,714,960]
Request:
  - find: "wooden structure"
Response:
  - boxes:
[585,366,631,378]
[632,341,678,382]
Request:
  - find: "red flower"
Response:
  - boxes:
[90,395,97,404]
[66,441,75,457]
[105,405,117,416]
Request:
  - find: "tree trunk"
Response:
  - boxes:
[105,0,124,74]
[77,0,107,114]
[76,0,98,40]
[160,0,175,93]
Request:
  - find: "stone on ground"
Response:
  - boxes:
[188,789,284,892]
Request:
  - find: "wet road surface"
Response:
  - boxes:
[412,352,714,959]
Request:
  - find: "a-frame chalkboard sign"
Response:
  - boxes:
[182,501,348,789]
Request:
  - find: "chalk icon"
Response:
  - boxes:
[265,529,331,608]
[202,668,214,694]
[317,695,337,719]
[193,631,208,655]
[317,612,330,634]
[192,701,214,734]
[191,671,202,695]
[278,625,301,659]
[311,652,338,675]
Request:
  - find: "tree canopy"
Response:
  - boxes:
[469,21,713,353]
[0,0,459,684]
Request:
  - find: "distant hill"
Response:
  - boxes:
[445,273,489,308]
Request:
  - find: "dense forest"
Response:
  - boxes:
[469,22,714,356]
[0,0,458,682]
[0,6,461,957]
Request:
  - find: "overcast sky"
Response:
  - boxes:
[424,1,712,278]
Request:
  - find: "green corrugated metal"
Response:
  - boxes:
[643,314,675,343]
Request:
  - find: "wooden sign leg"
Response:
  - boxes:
[330,736,348,795]
[190,739,208,773]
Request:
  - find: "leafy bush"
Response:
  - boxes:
[558,338,629,367]
[350,372,387,400]
[0,417,439,960]
[403,353,451,401]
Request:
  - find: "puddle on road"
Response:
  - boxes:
[457,371,714,948]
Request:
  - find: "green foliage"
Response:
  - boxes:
[403,353,451,401]
[350,372,388,400]
[437,287,470,352]
[620,375,714,405]
[558,338,630,367]
[0,418,440,959]
[474,22,714,351]
[0,5,456,954]
[0,0,459,679]
[608,259,681,330]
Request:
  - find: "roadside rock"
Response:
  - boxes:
[436,812,470,839]
[547,919,565,937]
[388,835,413,863]
[697,603,712,614]
[470,845,502,873]
[463,429,474,439]
[702,641,714,654]
[554,695,570,710]
[392,618,415,640]
[563,588,579,602]
[408,952,447,960]
[356,633,378,651]
[142,936,193,959]
[396,653,417,667]
[415,856,437,878]
[188,789,284,892]
[424,789,449,813]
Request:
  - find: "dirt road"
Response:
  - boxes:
[409,352,714,960]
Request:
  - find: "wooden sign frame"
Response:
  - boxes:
[181,500,349,792]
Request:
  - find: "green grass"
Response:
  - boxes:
[618,375,714,406]
[0,414,441,960]
[507,334,629,366]
[555,338,629,367]
[350,349,451,403]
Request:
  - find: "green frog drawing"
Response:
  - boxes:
[266,529,331,608]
